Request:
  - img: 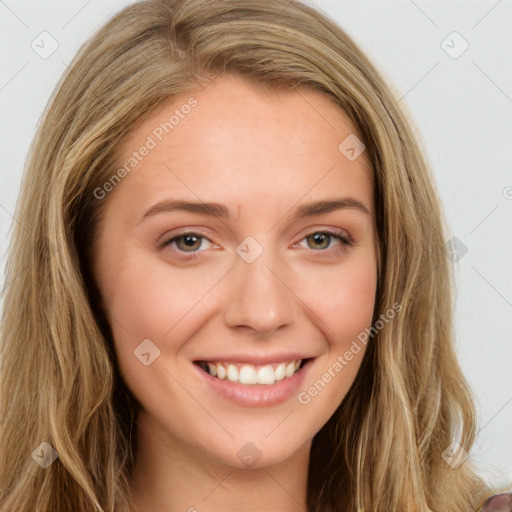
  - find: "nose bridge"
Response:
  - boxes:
[223,237,296,334]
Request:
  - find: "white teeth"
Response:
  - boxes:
[238,365,257,385]
[216,364,226,380]
[226,364,238,382]
[201,359,304,385]
[285,361,295,377]
[256,366,275,385]
[274,362,286,381]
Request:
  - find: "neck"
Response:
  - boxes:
[128,412,311,512]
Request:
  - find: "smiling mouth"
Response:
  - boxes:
[194,359,311,385]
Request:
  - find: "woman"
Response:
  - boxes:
[0,0,508,510]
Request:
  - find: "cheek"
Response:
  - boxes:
[105,265,174,339]
[99,250,227,368]
[294,251,376,404]
[332,262,377,345]
[296,250,377,346]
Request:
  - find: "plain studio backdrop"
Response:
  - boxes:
[0,0,511,491]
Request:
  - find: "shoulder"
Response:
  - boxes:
[481,493,512,511]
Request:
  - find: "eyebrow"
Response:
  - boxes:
[139,198,371,224]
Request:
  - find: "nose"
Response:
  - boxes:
[223,248,297,335]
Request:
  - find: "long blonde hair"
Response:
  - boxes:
[0,0,491,510]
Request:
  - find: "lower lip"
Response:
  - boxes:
[194,359,314,407]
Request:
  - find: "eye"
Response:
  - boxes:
[295,229,353,252]
[160,232,214,256]
[159,228,353,260]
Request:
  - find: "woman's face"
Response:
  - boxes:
[92,73,377,469]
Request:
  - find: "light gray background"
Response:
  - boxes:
[1,0,511,490]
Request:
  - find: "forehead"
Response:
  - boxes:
[111,74,373,217]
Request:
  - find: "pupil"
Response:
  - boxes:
[183,235,198,249]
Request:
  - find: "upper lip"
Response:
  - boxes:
[194,353,314,365]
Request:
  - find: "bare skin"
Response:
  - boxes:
[92,73,378,512]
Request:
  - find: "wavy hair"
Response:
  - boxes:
[0,0,492,510]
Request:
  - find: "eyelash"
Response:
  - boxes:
[159,229,353,260]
